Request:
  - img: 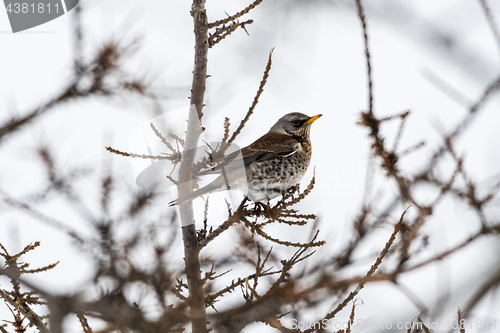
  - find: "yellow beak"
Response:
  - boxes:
[306,114,322,124]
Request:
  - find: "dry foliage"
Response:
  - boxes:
[1,0,500,332]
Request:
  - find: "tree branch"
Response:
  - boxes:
[178,1,210,332]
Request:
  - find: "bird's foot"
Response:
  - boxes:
[252,202,268,216]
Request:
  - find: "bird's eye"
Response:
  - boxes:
[292,120,301,126]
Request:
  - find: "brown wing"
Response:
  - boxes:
[198,132,299,175]
[241,131,300,164]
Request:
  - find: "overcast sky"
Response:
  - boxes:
[1,0,500,332]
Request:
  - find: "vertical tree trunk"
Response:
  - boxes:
[178,1,209,332]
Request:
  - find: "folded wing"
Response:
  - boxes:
[198,132,300,176]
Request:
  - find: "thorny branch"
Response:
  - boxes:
[0,39,151,145]
[0,243,55,333]
[227,48,274,146]
[208,19,254,48]
[208,0,263,28]
[1,0,500,332]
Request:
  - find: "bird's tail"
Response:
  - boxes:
[168,181,221,206]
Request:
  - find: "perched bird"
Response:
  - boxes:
[170,112,322,206]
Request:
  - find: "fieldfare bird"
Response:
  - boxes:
[170,112,322,205]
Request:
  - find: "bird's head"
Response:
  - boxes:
[269,112,322,140]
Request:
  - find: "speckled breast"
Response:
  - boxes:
[245,150,311,202]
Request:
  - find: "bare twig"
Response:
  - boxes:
[478,0,500,61]
[209,19,254,48]
[150,123,177,154]
[208,0,263,28]
[227,48,274,145]
[354,0,373,114]
[105,146,177,161]
[306,208,407,331]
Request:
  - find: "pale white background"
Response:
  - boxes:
[1,0,500,332]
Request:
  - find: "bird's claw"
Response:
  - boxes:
[252,202,265,215]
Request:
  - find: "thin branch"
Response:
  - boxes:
[0,289,49,333]
[77,313,94,333]
[275,171,315,209]
[221,117,231,145]
[403,226,494,273]
[306,208,407,331]
[105,146,176,161]
[394,282,428,314]
[208,0,263,28]
[478,0,500,61]
[244,217,325,248]
[392,111,410,153]
[150,123,177,153]
[420,67,472,107]
[227,48,274,145]
[0,84,77,144]
[208,20,254,48]
[354,0,373,114]
[198,198,248,249]
[0,189,87,244]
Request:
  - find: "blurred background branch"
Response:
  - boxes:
[0,0,499,332]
